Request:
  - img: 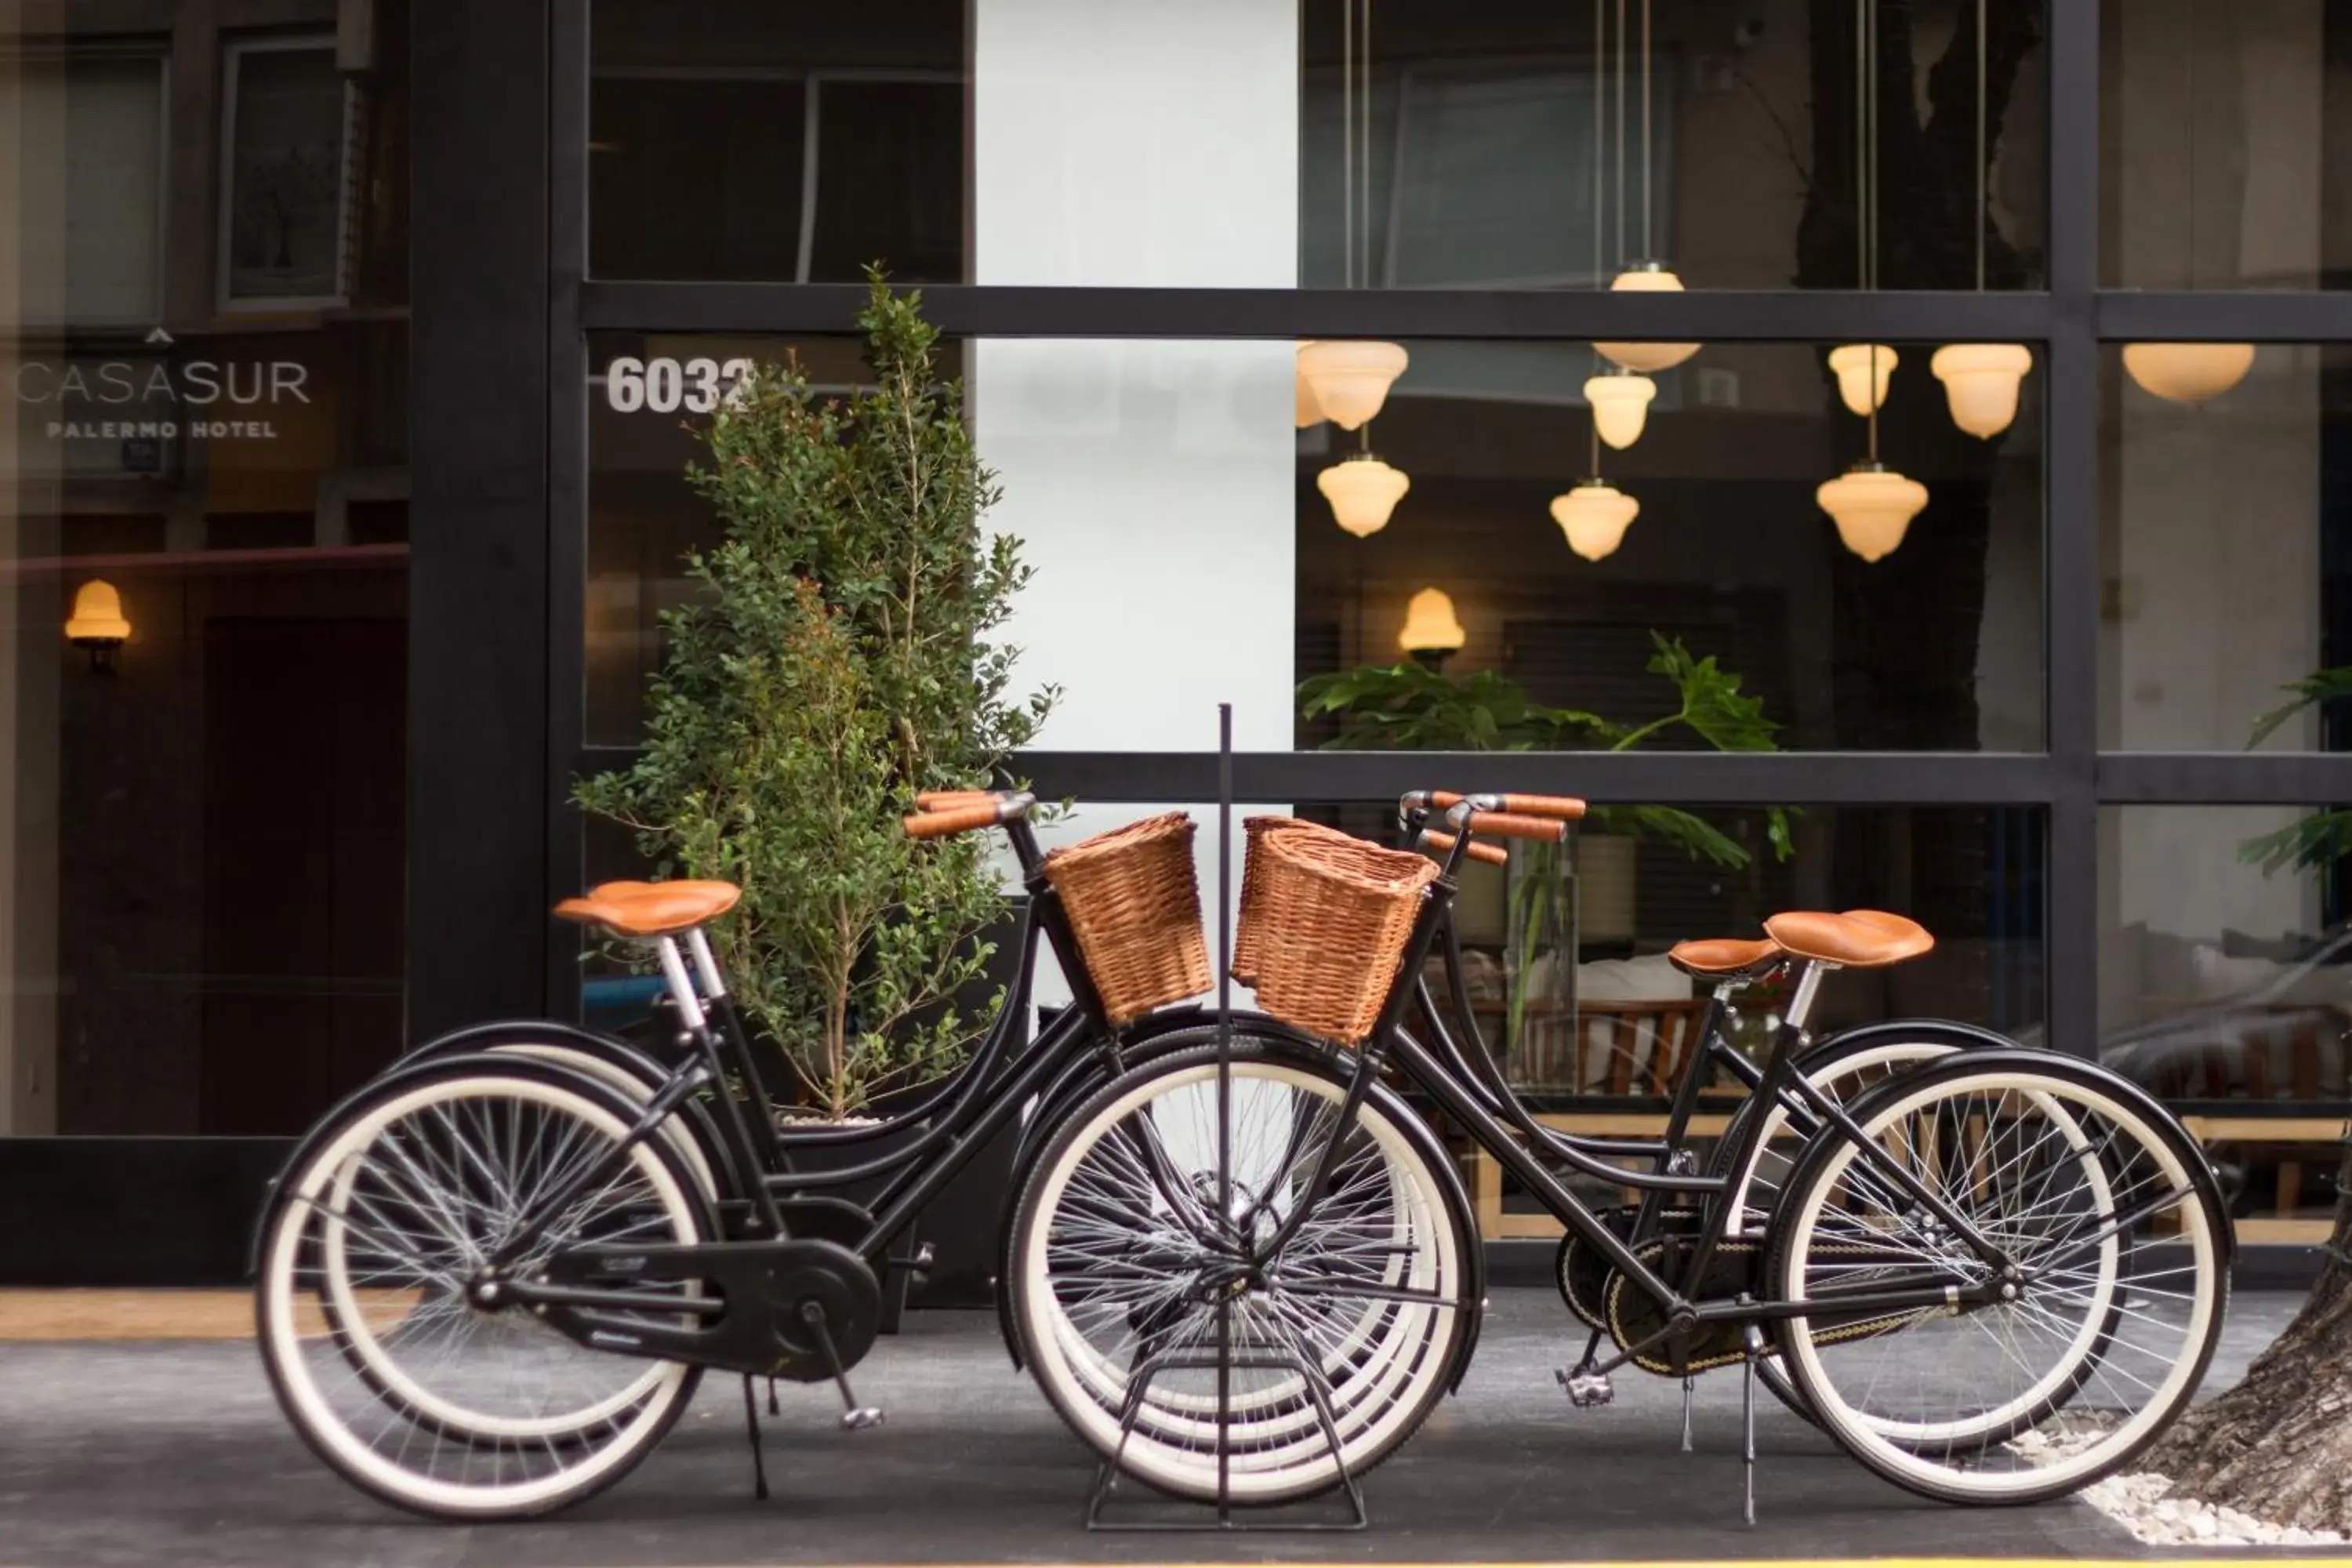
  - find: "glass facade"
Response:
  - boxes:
[14,0,2352,1271]
[1,3,410,1138]
[2103,805,2352,1227]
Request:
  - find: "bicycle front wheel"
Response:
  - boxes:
[1010,1044,1472,1504]
[1768,1051,2227,1505]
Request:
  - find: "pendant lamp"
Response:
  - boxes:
[1294,343,1325,428]
[1929,2,2028,437]
[1584,370,1657,449]
[1815,0,1927,564]
[1398,587,1466,662]
[2123,342,2255,405]
[1931,343,2034,437]
[1827,345,1897,417]
[1298,340,1409,431]
[1817,463,1928,563]
[1593,2,1700,374]
[1552,480,1640,562]
[1595,269,1700,374]
[1319,450,1410,538]
[2122,0,2249,405]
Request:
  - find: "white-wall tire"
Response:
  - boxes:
[256,1065,708,1518]
[1011,1047,1469,1504]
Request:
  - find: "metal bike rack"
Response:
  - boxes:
[1083,703,1368,1533]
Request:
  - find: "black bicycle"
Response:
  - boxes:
[1004,797,2232,1511]
[252,790,1449,1518]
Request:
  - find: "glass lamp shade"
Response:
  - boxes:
[1549,481,1640,561]
[1816,462,1929,563]
[1930,343,2032,437]
[1584,372,1657,449]
[1397,586,1466,655]
[1296,339,1409,430]
[1294,342,1326,427]
[1826,344,1898,417]
[1318,452,1410,538]
[1594,263,1701,372]
[2122,342,2256,405]
[65,579,130,643]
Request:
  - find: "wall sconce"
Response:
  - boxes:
[1397,587,1465,668]
[65,579,129,673]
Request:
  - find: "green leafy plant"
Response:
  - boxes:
[1298,633,1795,863]
[578,272,1054,1120]
[2239,667,2352,876]
[1299,634,1794,1044]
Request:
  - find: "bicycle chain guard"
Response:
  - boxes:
[539,1235,884,1381]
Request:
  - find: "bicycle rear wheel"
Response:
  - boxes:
[1768,1051,2227,1505]
[256,1058,710,1519]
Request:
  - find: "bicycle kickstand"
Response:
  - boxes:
[740,1374,770,1501]
[1739,1323,1766,1526]
[800,1301,885,1432]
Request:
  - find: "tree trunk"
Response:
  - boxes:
[2143,1142,2352,1530]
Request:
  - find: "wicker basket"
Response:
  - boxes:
[1042,812,1211,1025]
[1244,827,1439,1044]
[1232,815,1352,987]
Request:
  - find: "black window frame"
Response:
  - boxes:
[415,0,2352,1069]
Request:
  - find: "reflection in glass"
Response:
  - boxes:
[2101,0,2352,291]
[1302,0,2047,292]
[2102,806,2352,1226]
[2,6,412,1136]
[589,0,964,283]
[2100,344,2352,752]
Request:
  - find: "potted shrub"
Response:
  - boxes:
[578,273,1054,1313]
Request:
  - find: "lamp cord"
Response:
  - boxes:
[1860,0,1880,462]
[1341,0,1353,289]
[1361,0,1373,289]
[1593,0,1604,289]
[2184,0,2197,289]
[1615,0,1627,270]
[1640,0,1652,260]
[1976,0,1987,292]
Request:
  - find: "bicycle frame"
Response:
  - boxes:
[1245,809,2029,1377]
[484,813,1146,1283]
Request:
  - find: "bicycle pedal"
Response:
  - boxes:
[839,1406,885,1432]
[1555,1366,1614,1409]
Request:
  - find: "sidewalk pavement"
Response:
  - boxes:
[0,1288,2307,1568]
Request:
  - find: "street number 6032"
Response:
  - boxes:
[604,356,757,415]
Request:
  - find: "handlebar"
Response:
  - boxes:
[1417,829,1507,866]
[914,789,1007,810]
[1419,789,1587,821]
[1461,808,1571,844]
[903,791,1036,840]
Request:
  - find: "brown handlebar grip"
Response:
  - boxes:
[1495,793,1586,820]
[915,789,999,810]
[1420,830,1508,866]
[903,802,1002,839]
[1429,789,1586,820]
[1468,810,1570,842]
